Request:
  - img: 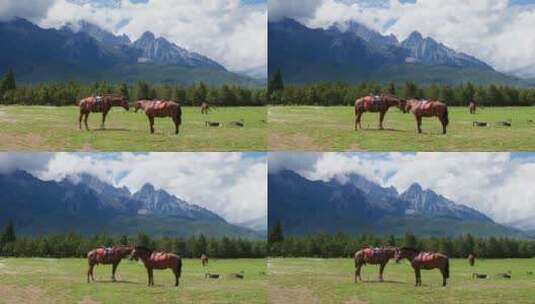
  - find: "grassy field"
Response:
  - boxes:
[268,257,535,304]
[268,106,535,151]
[0,257,266,304]
[0,106,266,151]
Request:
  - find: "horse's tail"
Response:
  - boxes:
[444,105,449,126]
[176,257,183,279]
[445,258,450,279]
[175,105,182,125]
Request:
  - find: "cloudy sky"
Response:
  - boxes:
[0,0,267,76]
[0,152,267,224]
[270,152,535,230]
[269,0,535,78]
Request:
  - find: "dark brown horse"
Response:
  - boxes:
[354,94,406,130]
[130,246,182,287]
[395,247,450,287]
[86,245,133,283]
[469,101,477,114]
[201,254,209,267]
[200,102,210,115]
[468,253,476,266]
[134,100,182,134]
[405,99,449,134]
[78,94,129,130]
[354,246,397,283]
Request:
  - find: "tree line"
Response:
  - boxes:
[267,70,535,107]
[0,222,266,259]
[0,70,266,107]
[268,223,535,259]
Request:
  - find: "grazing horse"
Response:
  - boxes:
[354,246,397,283]
[86,245,133,283]
[134,100,182,134]
[130,246,182,287]
[78,94,129,130]
[354,94,406,130]
[468,253,476,266]
[201,254,209,267]
[469,101,477,114]
[404,99,449,134]
[200,102,210,115]
[395,247,449,287]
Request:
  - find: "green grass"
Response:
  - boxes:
[268,257,535,304]
[0,106,266,151]
[268,106,535,151]
[0,257,266,304]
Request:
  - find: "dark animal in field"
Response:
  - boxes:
[259,271,266,276]
[134,100,182,134]
[205,273,220,279]
[472,273,487,279]
[527,271,533,275]
[130,246,182,287]
[86,245,133,283]
[260,119,267,123]
[354,94,406,130]
[469,101,477,114]
[473,121,487,127]
[404,99,449,134]
[78,94,129,130]
[395,247,450,287]
[528,120,534,124]
[497,272,511,279]
[200,102,210,115]
[497,120,512,127]
[468,253,476,266]
[201,254,208,267]
[231,273,244,279]
[205,121,221,127]
[229,120,244,127]
[354,246,397,283]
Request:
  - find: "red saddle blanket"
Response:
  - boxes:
[362,248,382,258]
[417,100,433,111]
[150,101,168,110]
[150,252,169,262]
[363,96,381,108]
[95,247,113,258]
[415,252,435,263]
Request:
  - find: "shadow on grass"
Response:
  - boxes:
[358,128,406,133]
[93,280,139,284]
[93,128,131,132]
[358,280,405,284]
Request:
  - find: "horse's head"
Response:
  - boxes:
[398,99,407,113]
[134,101,144,112]
[106,95,129,111]
[130,246,151,261]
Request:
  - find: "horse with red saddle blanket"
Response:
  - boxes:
[354,94,406,131]
[404,99,449,134]
[86,245,133,283]
[130,246,183,287]
[395,247,450,287]
[134,100,182,134]
[354,246,397,283]
[77,94,129,130]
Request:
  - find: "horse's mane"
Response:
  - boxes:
[400,247,421,253]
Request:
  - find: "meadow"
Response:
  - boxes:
[267,106,535,151]
[268,257,535,304]
[0,257,266,304]
[0,106,267,151]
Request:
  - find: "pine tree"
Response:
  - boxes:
[268,221,284,244]
[268,70,284,97]
[1,69,16,92]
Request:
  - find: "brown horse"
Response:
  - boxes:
[469,101,477,114]
[200,102,210,115]
[354,246,397,283]
[86,245,133,283]
[404,99,449,134]
[130,246,183,287]
[354,94,406,131]
[201,254,209,267]
[468,253,476,266]
[134,100,182,134]
[78,94,129,130]
[395,247,450,287]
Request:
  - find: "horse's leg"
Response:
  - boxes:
[87,262,93,283]
[101,111,107,129]
[440,268,447,287]
[440,116,447,135]
[111,262,118,282]
[379,263,385,282]
[416,116,422,134]
[84,113,89,131]
[357,112,363,130]
[354,262,359,283]
[79,110,83,130]
[379,111,385,130]
[416,268,422,286]
[149,116,155,134]
[172,116,179,134]
[357,263,363,281]
[173,268,179,287]
[146,268,152,286]
[354,110,359,131]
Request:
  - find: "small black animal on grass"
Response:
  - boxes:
[473,121,487,127]
[472,273,487,279]
[497,273,511,279]
[230,273,244,279]
[497,121,512,127]
[527,271,533,275]
[205,273,220,279]
[205,121,221,127]
[229,120,244,127]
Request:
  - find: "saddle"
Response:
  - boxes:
[150,252,169,262]
[418,100,433,111]
[415,252,435,263]
[152,101,167,110]
[95,247,114,260]
[363,247,382,258]
[363,96,381,108]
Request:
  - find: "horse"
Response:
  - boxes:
[130,246,182,287]
[201,254,208,267]
[354,94,406,130]
[200,102,210,115]
[86,245,133,283]
[469,101,477,114]
[78,94,129,130]
[354,246,397,283]
[404,99,449,134]
[468,253,476,266]
[395,247,449,287]
[134,100,182,134]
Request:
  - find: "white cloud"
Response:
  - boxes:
[270,0,535,77]
[0,0,266,75]
[4,152,267,224]
[271,152,535,230]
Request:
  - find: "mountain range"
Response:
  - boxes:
[0,18,262,85]
[0,170,264,239]
[268,18,530,86]
[268,170,528,238]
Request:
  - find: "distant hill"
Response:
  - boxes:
[0,18,261,86]
[268,170,528,238]
[0,170,263,239]
[268,18,529,86]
